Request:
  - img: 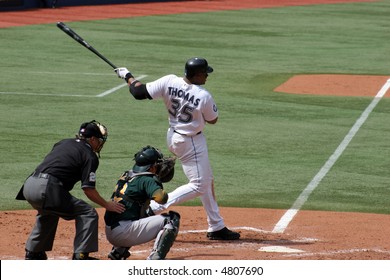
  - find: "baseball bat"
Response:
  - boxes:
[56,21,117,69]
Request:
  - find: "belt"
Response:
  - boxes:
[173,130,201,137]
[31,172,49,179]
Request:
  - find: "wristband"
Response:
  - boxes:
[125,72,134,83]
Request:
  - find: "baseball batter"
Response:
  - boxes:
[115,58,240,240]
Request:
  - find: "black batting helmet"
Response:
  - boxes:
[184,57,213,78]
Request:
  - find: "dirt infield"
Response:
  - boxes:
[0,0,375,28]
[1,0,389,260]
[275,74,390,98]
[1,207,389,260]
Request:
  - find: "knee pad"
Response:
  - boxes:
[161,210,180,230]
[168,211,180,230]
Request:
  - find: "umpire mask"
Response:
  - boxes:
[78,120,108,156]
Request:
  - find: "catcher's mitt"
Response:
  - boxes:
[157,156,176,183]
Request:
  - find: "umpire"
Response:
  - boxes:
[16,120,125,260]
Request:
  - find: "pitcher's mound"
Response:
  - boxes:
[274,74,390,97]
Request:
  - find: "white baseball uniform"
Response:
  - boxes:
[146,74,225,232]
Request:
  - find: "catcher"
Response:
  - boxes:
[104,145,179,260]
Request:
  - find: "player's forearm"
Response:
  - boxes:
[83,187,109,208]
[129,80,151,100]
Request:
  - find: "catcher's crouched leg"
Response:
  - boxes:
[147,211,180,260]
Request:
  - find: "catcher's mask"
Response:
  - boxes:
[184,57,213,79]
[133,145,163,173]
[78,120,108,154]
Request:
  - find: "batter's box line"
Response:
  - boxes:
[284,248,390,258]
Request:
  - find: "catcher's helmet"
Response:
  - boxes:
[78,120,108,142]
[184,57,213,78]
[133,145,163,173]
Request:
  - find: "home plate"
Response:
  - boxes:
[259,246,305,253]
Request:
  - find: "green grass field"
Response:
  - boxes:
[1,1,389,214]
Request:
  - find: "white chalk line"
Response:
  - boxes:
[95,82,128,97]
[28,71,115,76]
[283,248,390,258]
[272,78,390,234]
[0,75,147,98]
[96,75,147,97]
[0,91,95,97]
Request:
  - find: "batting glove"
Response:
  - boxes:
[115,67,131,79]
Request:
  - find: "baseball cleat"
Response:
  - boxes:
[108,247,131,260]
[72,252,98,260]
[207,227,240,240]
[25,249,48,260]
[146,250,162,260]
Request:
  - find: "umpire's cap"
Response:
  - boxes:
[78,120,108,142]
[185,57,213,78]
[133,145,163,173]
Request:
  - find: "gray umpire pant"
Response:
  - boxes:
[22,174,98,254]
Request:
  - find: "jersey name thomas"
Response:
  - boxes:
[168,87,200,107]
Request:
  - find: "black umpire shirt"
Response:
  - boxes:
[34,138,99,191]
